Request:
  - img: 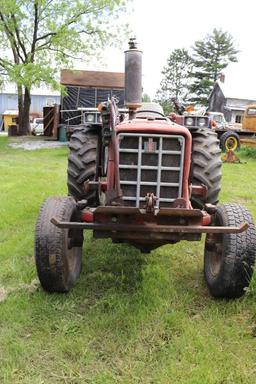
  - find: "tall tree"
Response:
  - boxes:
[155,48,193,113]
[0,0,128,135]
[142,93,151,102]
[189,28,239,105]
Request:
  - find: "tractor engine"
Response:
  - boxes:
[116,117,191,209]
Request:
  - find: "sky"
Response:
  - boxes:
[89,0,256,101]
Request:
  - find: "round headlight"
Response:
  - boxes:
[86,113,95,123]
[186,117,194,126]
[198,117,206,127]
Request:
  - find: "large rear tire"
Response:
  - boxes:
[67,128,99,204]
[190,128,222,208]
[204,204,256,298]
[35,196,83,293]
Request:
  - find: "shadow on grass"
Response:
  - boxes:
[24,237,150,335]
[81,236,146,299]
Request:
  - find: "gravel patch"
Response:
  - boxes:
[9,140,67,150]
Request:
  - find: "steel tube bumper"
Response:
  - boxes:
[51,217,248,234]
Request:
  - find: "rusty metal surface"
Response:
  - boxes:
[156,208,202,217]
[191,185,208,197]
[93,206,203,228]
[145,193,157,213]
[51,217,248,234]
[43,105,59,138]
[60,69,125,88]
[222,150,241,163]
[93,206,202,217]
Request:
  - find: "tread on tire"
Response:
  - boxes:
[190,128,222,208]
[35,196,83,293]
[67,128,98,204]
[204,203,256,298]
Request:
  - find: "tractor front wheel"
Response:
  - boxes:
[204,204,256,298]
[35,196,83,293]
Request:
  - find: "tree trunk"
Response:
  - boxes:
[19,87,31,135]
[17,85,23,135]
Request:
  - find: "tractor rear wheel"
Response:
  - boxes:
[190,128,222,208]
[67,128,99,204]
[220,131,240,152]
[204,204,256,298]
[35,196,83,293]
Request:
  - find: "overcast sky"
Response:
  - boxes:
[90,0,256,100]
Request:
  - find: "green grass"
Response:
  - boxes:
[1,136,256,383]
[240,146,256,159]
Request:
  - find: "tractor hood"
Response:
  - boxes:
[116,118,192,138]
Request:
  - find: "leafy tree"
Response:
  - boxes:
[142,93,151,102]
[155,48,193,113]
[0,0,128,134]
[189,28,239,105]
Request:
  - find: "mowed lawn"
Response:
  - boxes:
[0,135,256,384]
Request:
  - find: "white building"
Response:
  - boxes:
[0,84,60,128]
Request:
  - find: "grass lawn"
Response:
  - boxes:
[0,135,256,383]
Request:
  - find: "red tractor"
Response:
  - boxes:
[35,40,256,298]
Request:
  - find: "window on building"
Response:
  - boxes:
[247,108,256,115]
[235,115,242,123]
[46,98,55,106]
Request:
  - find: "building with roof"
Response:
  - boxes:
[0,84,60,130]
[60,69,125,125]
[208,77,256,124]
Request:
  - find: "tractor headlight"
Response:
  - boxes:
[86,113,95,123]
[185,117,194,126]
[198,117,207,127]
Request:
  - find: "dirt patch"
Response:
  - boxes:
[9,140,67,150]
[0,287,7,303]
[20,279,40,293]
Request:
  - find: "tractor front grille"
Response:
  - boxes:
[118,133,185,208]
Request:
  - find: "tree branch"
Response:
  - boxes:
[0,57,14,71]
[0,12,24,63]
[35,31,57,43]
[45,46,83,61]
[37,0,54,21]
[11,14,27,60]
[36,38,53,51]
[30,2,39,62]
[35,3,106,47]
[77,29,101,35]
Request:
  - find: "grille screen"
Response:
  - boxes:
[118,133,185,208]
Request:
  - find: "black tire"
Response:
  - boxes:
[67,128,98,203]
[204,204,256,298]
[220,131,240,152]
[35,196,83,293]
[190,128,222,208]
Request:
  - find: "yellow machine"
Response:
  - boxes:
[2,110,18,131]
[242,104,256,132]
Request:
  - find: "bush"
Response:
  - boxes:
[240,146,256,159]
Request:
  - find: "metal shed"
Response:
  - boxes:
[60,69,125,125]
